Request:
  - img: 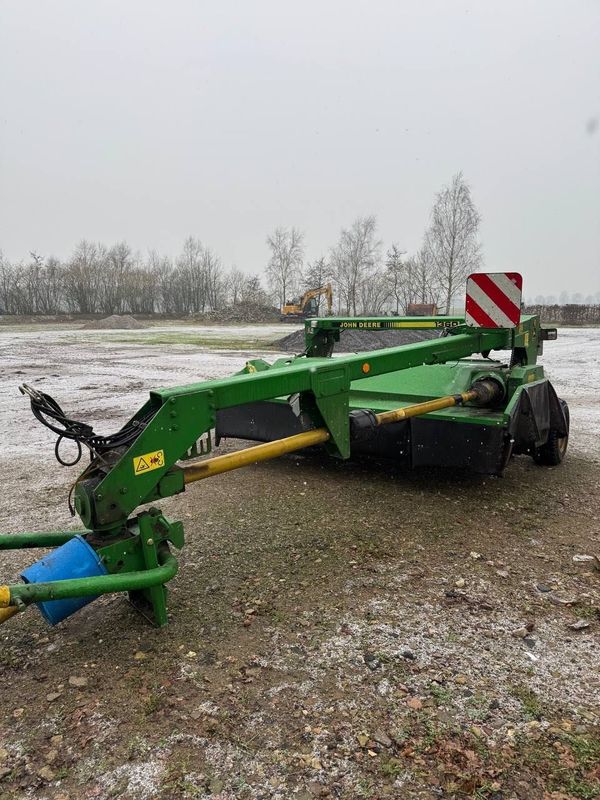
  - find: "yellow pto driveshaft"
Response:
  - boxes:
[182,380,501,486]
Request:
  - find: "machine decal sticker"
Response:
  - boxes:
[133,449,165,474]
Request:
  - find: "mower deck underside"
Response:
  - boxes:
[216,359,516,475]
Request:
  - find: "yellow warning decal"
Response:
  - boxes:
[133,449,165,475]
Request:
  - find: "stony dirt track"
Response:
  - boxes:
[0,324,598,800]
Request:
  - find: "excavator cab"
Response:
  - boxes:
[281,283,333,320]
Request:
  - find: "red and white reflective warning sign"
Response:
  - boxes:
[465,272,523,328]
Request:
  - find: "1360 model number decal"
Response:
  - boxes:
[338,319,461,330]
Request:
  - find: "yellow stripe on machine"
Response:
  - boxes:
[387,321,437,328]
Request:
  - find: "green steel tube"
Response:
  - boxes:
[0,545,177,608]
[0,531,83,550]
[157,330,510,406]
[183,427,331,483]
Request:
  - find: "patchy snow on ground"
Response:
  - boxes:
[0,326,296,462]
[0,323,598,800]
[1,324,596,466]
[537,327,600,459]
[0,322,300,342]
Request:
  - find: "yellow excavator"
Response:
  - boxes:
[280,283,333,321]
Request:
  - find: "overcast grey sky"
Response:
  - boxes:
[1,0,598,299]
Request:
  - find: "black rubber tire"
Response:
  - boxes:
[533,399,570,466]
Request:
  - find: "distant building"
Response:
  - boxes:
[407,303,438,316]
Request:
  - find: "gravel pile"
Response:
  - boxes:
[82,314,148,330]
[193,303,281,323]
[276,327,437,353]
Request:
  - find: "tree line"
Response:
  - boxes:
[523,304,600,325]
[0,239,269,316]
[0,173,482,317]
[7,173,593,319]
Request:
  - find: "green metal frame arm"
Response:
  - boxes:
[77,327,511,529]
[157,329,509,404]
[1,545,177,608]
[0,531,83,550]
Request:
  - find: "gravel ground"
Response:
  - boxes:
[0,324,598,800]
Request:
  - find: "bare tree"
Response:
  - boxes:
[423,173,482,314]
[241,275,271,306]
[330,216,381,315]
[0,251,65,315]
[20,252,45,314]
[147,250,173,313]
[359,269,390,314]
[385,244,409,314]
[64,240,103,313]
[0,252,14,313]
[266,226,304,308]
[0,252,30,315]
[413,249,439,306]
[225,266,247,306]
[125,253,157,314]
[100,242,131,314]
[202,247,226,310]
[176,236,205,313]
[302,256,331,315]
[37,256,64,314]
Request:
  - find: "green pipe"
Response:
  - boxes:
[0,545,177,608]
[0,531,83,550]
